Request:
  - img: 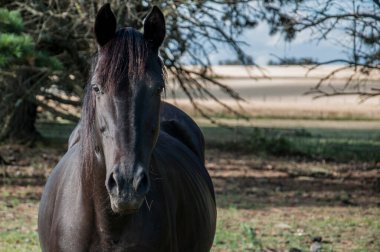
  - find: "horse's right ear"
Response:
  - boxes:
[144,6,165,50]
[94,3,117,47]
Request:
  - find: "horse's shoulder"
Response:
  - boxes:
[68,124,81,149]
[155,131,215,202]
[45,145,81,190]
[58,144,81,170]
[160,102,205,161]
[39,144,91,250]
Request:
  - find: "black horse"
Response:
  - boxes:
[38,4,216,252]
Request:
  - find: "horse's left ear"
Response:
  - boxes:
[144,6,166,50]
[94,3,117,47]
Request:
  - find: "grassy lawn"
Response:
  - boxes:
[199,118,380,162]
[0,188,40,252]
[214,206,380,252]
[1,191,379,251]
[1,118,379,251]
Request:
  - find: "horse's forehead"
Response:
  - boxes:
[91,29,149,87]
[93,53,160,81]
[92,57,144,87]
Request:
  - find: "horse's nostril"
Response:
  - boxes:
[133,171,149,195]
[140,173,148,190]
[106,172,117,193]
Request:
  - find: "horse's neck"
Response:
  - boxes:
[88,164,110,218]
[85,165,128,246]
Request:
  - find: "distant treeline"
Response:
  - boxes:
[218,55,255,65]
[267,57,318,65]
[218,56,318,66]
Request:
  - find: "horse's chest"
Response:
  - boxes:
[93,221,171,252]
[93,207,173,252]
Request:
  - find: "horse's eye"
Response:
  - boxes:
[92,84,101,94]
[156,86,164,95]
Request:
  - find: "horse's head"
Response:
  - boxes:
[83,4,165,214]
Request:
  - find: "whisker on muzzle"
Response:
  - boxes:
[144,196,153,212]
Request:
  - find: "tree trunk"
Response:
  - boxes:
[1,99,39,143]
[0,71,40,144]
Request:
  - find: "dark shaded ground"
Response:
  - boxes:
[207,149,380,209]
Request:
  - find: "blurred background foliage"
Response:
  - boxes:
[0,0,379,143]
[0,0,259,142]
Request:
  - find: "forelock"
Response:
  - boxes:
[94,27,148,93]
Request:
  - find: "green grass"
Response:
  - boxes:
[36,118,380,162]
[0,201,40,252]
[213,206,380,251]
[36,122,76,142]
[200,121,380,162]
[0,231,39,252]
[1,195,378,252]
[213,207,266,252]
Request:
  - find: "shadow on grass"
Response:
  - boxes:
[2,173,379,213]
[214,174,380,209]
[4,171,377,209]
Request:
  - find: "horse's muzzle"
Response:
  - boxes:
[109,196,143,214]
[106,164,150,214]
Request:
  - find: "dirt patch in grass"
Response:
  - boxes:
[0,145,379,251]
[207,149,380,209]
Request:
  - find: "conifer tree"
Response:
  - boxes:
[0,8,61,142]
